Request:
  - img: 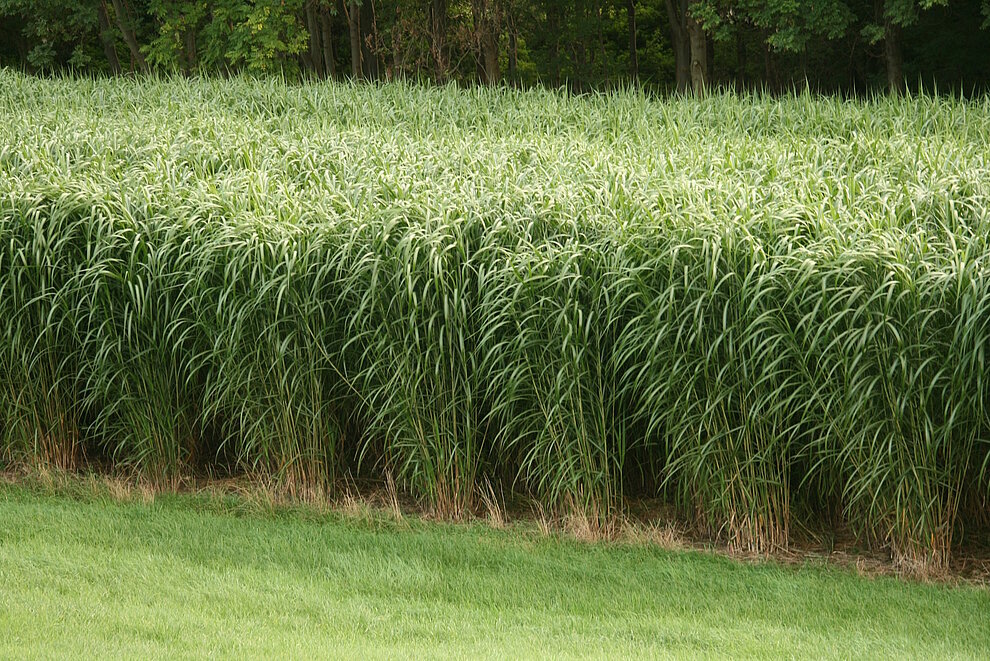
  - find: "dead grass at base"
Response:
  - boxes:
[619,518,688,551]
[1,464,987,586]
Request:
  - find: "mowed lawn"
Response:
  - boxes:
[0,483,988,659]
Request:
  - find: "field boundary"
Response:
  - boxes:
[5,465,988,585]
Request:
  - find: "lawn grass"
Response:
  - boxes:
[0,481,987,658]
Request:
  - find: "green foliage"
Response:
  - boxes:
[1,0,989,91]
[146,0,308,73]
[860,0,948,50]
[1,72,990,566]
[694,0,854,52]
[0,0,104,71]
[884,0,947,26]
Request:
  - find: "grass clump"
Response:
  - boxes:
[1,71,989,566]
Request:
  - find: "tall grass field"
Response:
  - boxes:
[1,70,988,568]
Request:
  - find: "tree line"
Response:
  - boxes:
[1,0,988,94]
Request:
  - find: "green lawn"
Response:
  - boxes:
[0,483,987,659]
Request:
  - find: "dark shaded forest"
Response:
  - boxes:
[0,1,988,94]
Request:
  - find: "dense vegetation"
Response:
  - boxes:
[2,72,989,569]
[1,0,989,94]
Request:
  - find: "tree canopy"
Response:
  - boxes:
[0,0,987,93]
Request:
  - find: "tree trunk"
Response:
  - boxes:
[471,0,500,85]
[428,0,449,81]
[97,1,122,75]
[574,40,587,91]
[664,0,691,93]
[482,31,499,84]
[686,7,707,96]
[547,0,561,86]
[884,18,904,94]
[347,0,362,78]
[305,0,323,77]
[508,22,518,84]
[763,39,780,92]
[360,0,379,79]
[627,0,638,83]
[735,29,746,91]
[706,34,714,83]
[391,18,401,79]
[320,4,336,78]
[183,28,197,73]
[109,0,147,73]
[15,32,28,69]
[596,0,608,84]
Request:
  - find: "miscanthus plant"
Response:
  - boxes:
[1,71,988,566]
